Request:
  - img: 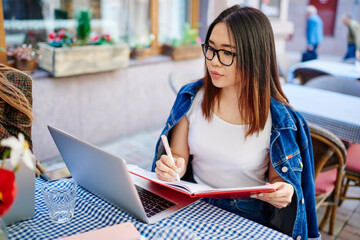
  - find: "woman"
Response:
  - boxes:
[0,64,33,155]
[152,6,320,240]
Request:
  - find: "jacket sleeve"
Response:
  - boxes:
[300,121,320,238]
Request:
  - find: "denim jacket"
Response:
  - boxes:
[151,80,320,240]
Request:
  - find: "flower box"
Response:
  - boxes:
[38,43,130,77]
[130,47,152,60]
[162,44,202,60]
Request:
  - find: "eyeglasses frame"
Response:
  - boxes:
[201,43,237,66]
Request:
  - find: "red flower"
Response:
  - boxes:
[92,35,100,42]
[104,34,111,42]
[48,32,56,40]
[0,168,17,217]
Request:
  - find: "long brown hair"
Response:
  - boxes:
[202,6,289,137]
[0,64,33,126]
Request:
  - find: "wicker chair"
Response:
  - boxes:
[293,67,329,85]
[339,143,360,204]
[309,123,346,235]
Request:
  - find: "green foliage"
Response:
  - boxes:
[129,33,154,49]
[76,10,92,45]
[182,23,199,45]
[171,23,200,47]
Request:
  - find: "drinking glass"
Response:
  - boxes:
[42,178,77,223]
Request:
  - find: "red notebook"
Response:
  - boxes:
[128,165,275,199]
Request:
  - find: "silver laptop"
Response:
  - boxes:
[48,125,199,224]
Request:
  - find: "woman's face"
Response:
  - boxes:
[206,22,238,91]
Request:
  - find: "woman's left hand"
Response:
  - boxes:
[252,182,294,209]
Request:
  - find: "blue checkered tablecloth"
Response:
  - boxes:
[7,178,292,240]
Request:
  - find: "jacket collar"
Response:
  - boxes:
[270,98,297,131]
[180,79,203,96]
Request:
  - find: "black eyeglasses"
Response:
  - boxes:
[201,43,237,66]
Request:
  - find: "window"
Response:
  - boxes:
[158,0,191,44]
[0,0,200,63]
[259,0,281,19]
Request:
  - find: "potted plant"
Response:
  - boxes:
[129,32,155,60]
[162,23,202,60]
[7,45,40,74]
[38,10,130,77]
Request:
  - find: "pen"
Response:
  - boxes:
[161,135,181,182]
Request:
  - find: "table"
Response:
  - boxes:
[282,84,360,143]
[287,59,360,83]
[7,178,292,240]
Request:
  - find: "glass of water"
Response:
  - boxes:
[42,178,77,223]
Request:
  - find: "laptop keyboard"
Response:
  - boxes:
[136,186,175,218]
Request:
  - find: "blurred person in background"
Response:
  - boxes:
[342,14,360,60]
[301,5,323,62]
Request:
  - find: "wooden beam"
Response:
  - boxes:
[191,0,200,29]
[150,0,159,54]
[0,0,8,64]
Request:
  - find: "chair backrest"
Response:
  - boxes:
[304,75,360,97]
[309,123,346,179]
[309,124,347,234]
[169,71,204,94]
[293,67,329,85]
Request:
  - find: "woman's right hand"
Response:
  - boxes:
[155,154,185,182]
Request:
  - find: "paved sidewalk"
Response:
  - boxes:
[43,126,360,239]
[100,127,162,171]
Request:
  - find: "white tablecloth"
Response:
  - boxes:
[283,83,360,143]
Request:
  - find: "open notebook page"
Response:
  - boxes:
[127,164,273,195]
[127,164,213,194]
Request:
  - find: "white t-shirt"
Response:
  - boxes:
[187,89,271,188]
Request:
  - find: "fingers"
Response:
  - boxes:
[155,167,175,181]
[155,155,184,181]
[175,158,185,175]
[160,155,176,169]
[251,182,294,209]
[252,193,290,208]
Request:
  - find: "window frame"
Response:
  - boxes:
[150,0,199,55]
